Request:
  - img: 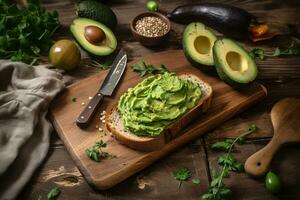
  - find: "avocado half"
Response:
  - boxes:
[213,38,258,87]
[182,22,217,69]
[70,18,117,56]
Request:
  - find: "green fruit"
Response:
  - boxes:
[182,22,217,70]
[77,0,117,29]
[265,171,281,194]
[49,39,81,71]
[147,0,159,12]
[213,38,258,88]
[70,18,117,56]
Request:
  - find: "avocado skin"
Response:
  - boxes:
[213,42,252,89]
[182,23,217,72]
[183,44,214,72]
[77,0,117,29]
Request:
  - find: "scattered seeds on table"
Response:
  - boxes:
[81,102,85,106]
[135,16,168,37]
[89,96,93,100]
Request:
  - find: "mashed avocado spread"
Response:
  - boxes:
[117,73,202,136]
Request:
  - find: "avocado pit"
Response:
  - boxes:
[84,25,106,45]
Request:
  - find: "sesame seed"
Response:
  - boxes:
[81,102,85,106]
[135,16,168,37]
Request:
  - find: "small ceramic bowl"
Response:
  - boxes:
[130,12,171,46]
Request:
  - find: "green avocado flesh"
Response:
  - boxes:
[213,38,258,86]
[183,22,217,67]
[70,18,117,56]
[117,73,202,137]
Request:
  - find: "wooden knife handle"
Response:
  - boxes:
[244,136,282,177]
[76,92,103,128]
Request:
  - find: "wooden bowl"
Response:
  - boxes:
[130,12,171,46]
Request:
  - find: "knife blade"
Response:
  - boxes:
[76,49,127,128]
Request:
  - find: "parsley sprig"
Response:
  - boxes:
[172,167,192,188]
[131,61,170,77]
[201,124,257,200]
[0,0,60,65]
[85,140,114,162]
[249,42,300,60]
[34,186,61,200]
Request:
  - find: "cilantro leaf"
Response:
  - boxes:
[131,61,170,77]
[211,139,233,151]
[249,42,300,60]
[47,187,60,200]
[34,194,42,200]
[201,124,258,200]
[71,97,77,102]
[0,0,59,65]
[85,140,114,162]
[192,178,201,185]
[172,167,192,188]
[249,48,267,60]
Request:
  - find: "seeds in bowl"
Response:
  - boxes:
[135,16,168,37]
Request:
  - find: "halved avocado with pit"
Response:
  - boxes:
[213,38,258,87]
[70,18,117,56]
[183,22,217,69]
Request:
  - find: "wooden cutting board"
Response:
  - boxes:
[50,50,267,190]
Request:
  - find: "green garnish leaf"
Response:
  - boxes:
[47,187,60,200]
[211,139,233,151]
[249,42,300,60]
[131,61,170,77]
[217,154,244,173]
[192,178,201,185]
[172,167,192,188]
[34,194,42,200]
[85,140,114,162]
[0,0,60,65]
[71,97,77,102]
[249,48,266,60]
[202,124,258,200]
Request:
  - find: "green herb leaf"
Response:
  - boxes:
[192,178,201,185]
[0,0,60,65]
[85,140,114,162]
[172,167,192,188]
[47,187,60,200]
[249,42,300,60]
[71,97,77,102]
[34,194,42,200]
[131,61,170,77]
[211,139,233,151]
[249,48,266,60]
[201,124,258,200]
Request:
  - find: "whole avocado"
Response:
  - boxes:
[77,0,117,29]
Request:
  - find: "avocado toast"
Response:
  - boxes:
[106,73,213,151]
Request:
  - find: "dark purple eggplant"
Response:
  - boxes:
[167,3,254,40]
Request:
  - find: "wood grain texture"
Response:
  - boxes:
[17,0,300,199]
[50,50,267,189]
[20,138,210,200]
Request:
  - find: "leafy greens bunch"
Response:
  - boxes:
[201,124,257,200]
[0,0,60,65]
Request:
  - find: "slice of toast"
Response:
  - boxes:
[106,73,213,151]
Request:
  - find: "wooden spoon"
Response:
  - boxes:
[245,98,300,177]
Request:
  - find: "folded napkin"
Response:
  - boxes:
[0,61,65,200]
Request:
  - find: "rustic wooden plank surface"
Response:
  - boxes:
[18,0,300,199]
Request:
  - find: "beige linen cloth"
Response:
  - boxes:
[0,60,65,200]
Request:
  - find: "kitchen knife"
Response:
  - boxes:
[76,49,127,128]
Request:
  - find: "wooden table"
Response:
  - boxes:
[19,0,300,199]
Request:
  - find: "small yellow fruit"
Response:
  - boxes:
[49,39,81,71]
